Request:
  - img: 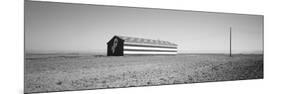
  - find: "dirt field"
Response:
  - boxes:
[24,54,263,93]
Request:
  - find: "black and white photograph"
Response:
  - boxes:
[24,0,263,93]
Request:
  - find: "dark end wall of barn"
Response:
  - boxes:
[107,36,124,56]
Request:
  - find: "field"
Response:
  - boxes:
[24,54,263,93]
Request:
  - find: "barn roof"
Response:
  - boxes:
[115,35,177,46]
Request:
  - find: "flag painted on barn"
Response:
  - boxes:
[107,35,178,56]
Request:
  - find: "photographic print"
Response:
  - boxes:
[24,0,263,93]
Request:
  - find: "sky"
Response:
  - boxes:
[25,1,263,54]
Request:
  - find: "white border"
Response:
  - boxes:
[1,0,281,94]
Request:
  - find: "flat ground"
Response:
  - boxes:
[24,54,263,93]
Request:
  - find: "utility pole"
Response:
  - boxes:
[230,27,232,57]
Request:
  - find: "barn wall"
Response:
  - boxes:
[123,42,177,55]
[107,37,124,56]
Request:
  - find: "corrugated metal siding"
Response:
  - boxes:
[124,51,177,55]
[115,35,178,55]
[117,35,177,47]
[124,46,177,51]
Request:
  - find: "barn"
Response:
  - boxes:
[107,35,178,56]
